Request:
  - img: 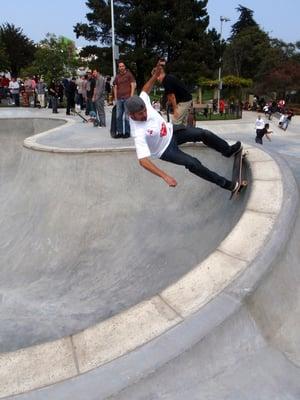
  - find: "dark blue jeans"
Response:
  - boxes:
[50,96,58,113]
[160,125,232,189]
[116,99,130,134]
[85,98,95,116]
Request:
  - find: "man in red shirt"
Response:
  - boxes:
[0,75,9,103]
[113,61,136,138]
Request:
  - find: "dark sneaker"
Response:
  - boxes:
[231,181,239,193]
[223,179,237,191]
[225,141,242,157]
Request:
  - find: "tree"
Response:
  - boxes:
[224,4,300,99]
[0,43,10,72]
[224,26,272,79]
[230,4,258,38]
[257,60,300,98]
[0,23,35,76]
[74,0,218,89]
[79,45,112,73]
[223,5,283,85]
[28,34,79,84]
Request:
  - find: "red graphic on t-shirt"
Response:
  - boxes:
[160,122,167,137]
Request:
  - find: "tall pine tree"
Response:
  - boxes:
[0,23,36,76]
[230,4,258,38]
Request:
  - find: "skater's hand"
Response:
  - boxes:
[164,175,177,187]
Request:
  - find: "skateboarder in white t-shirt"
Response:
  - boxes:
[126,64,241,192]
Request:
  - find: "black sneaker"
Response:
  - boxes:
[231,181,239,193]
[225,141,242,157]
[223,179,238,192]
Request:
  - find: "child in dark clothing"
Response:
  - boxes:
[255,123,272,144]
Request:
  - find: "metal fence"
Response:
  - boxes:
[193,104,243,120]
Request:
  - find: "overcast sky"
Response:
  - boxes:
[0,0,299,47]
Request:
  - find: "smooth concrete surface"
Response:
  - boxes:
[0,108,299,399]
[0,117,248,353]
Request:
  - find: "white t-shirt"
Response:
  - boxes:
[255,118,265,129]
[129,91,172,159]
[9,81,20,94]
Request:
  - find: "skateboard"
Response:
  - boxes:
[230,148,248,200]
[72,109,89,123]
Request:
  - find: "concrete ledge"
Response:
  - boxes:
[0,338,77,398]
[72,296,182,373]
[0,127,294,398]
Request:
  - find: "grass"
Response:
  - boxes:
[195,112,241,121]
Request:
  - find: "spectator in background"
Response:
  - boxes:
[76,75,87,110]
[8,77,20,106]
[219,99,225,115]
[278,99,285,113]
[105,76,112,105]
[279,110,293,131]
[156,63,192,126]
[255,122,272,145]
[255,114,265,137]
[212,99,217,113]
[65,77,77,115]
[24,76,36,107]
[35,78,46,108]
[85,71,96,116]
[92,69,106,127]
[57,81,65,105]
[48,80,59,113]
[113,61,136,138]
[0,75,9,103]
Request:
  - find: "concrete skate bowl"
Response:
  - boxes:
[0,117,291,398]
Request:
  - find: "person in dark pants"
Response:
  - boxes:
[126,64,241,193]
[92,69,106,127]
[65,77,77,115]
[85,72,96,116]
[255,123,272,144]
[48,81,59,113]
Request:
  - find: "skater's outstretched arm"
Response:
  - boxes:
[139,157,177,187]
[142,63,162,94]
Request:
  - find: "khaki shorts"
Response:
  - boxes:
[172,100,192,126]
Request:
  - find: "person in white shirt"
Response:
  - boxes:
[255,115,265,137]
[126,64,242,193]
[8,77,20,107]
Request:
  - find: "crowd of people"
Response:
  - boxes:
[0,71,113,116]
[244,95,294,120]
[0,60,296,142]
[0,61,139,135]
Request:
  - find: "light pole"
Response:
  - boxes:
[217,16,230,113]
[110,0,117,77]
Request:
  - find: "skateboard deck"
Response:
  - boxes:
[230,149,248,200]
[72,109,89,123]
